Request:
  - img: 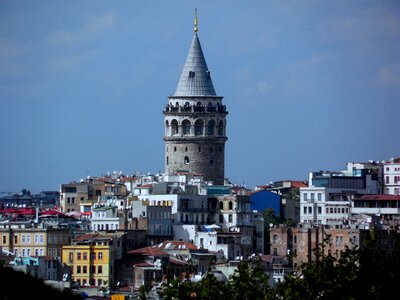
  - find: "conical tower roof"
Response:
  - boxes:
[173,33,216,96]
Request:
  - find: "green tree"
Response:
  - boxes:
[276,229,400,300]
[228,260,277,300]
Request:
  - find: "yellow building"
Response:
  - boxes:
[0,222,70,258]
[62,232,124,287]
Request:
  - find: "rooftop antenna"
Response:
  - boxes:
[194,8,198,33]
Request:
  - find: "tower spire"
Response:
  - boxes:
[194,8,198,33]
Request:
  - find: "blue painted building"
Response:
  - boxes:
[250,190,280,216]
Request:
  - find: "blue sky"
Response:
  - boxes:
[0,0,399,193]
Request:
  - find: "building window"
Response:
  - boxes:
[228,214,233,222]
[207,120,215,135]
[210,147,213,153]
[198,146,201,152]
[210,159,214,166]
[308,207,312,214]
[182,120,191,135]
[77,266,81,274]
[98,252,103,260]
[39,235,43,244]
[184,156,189,164]
[98,266,103,274]
[91,266,96,274]
[317,193,322,201]
[386,176,389,184]
[195,119,204,136]
[77,252,81,260]
[83,253,87,260]
[219,202,223,210]
[83,266,87,274]
[229,201,233,210]
[318,206,322,214]
[14,236,18,244]
[171,120,178,135]
[303,207,307,214]
[311,193,315,201]
[303,193,308,201]
[174,147,177,152]
[2,236,6,244]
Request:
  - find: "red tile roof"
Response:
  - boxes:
[127,246,168,257]
[133,262,155,267]
[354,195,400,201]
[157,240,197,251]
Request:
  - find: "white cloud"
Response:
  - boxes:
[46,49,103,72]
[46,11,117,47]
[257,79,274,93]
[375,63,400,87]
[318,10,400,43]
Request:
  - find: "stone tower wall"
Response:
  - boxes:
[165,140,225,185]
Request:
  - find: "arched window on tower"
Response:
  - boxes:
[184,156,189,164]
[229,201,233,210]
[207,120,215,136]
[195,119,204,136]
[182,120,191,135]
[219,202,224,210]
[218,120,224,136]
[166,156,169,165]
[165,120,170,136]
[171,119,178,135]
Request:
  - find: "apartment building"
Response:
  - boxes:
[300,170,379,225]
[0,222,70,258]
[62,232,124,287]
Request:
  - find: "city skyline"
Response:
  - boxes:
[0,1,399,193]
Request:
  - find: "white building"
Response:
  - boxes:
[383,158,400,195]
[300,170,379,225]
[91,204,120,231]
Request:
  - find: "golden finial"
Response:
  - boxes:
[194,8,198,32]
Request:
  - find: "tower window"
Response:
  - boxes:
[171,119,178,135]
[198,146,201,152]
[195,119,204,136]
[185,147,188,152]
[184,156,189,164]
[218,120,224,136]
[174,147,177,152]
[207,120,215,136]
[166,156,169,165]
[210,147,213,153]
[210,159,214,165]
[182,120,191,135]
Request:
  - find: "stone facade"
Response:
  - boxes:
[270,225,363,268]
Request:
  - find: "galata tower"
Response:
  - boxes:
[163,14,228,185]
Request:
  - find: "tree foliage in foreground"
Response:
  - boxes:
[155,230,400,300]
